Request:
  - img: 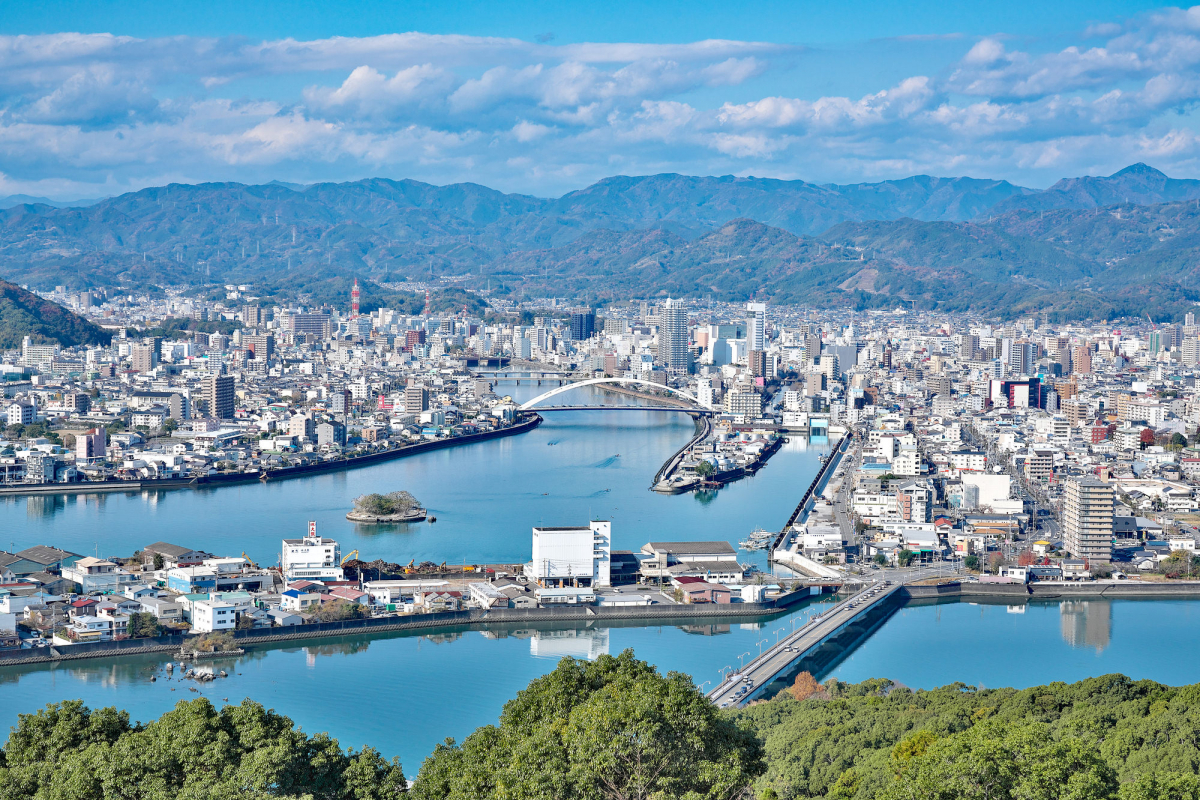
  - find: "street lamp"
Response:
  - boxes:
[699,681,711,693]
[737,651,751,668]
[774,627,787,643]
[719,665,733,681]
[757,638,769,655]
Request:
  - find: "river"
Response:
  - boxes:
[0,382,827,570]
[6,385,1200,772]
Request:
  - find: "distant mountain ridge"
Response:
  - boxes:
[1,163,1199,320]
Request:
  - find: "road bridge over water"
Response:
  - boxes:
[707,580,903,707]
[532,405,713,415]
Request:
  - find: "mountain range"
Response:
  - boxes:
[2,163,1200,320]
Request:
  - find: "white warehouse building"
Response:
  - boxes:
[530,520,611,588]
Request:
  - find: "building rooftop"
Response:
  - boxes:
[642,541,737,556]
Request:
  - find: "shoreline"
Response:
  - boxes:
[0,414,543,498]
[0,587,829,667]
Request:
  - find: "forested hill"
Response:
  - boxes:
[4,163,1200,320]
[0,280,112,350]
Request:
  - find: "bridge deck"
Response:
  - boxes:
[532,406,711,414]
[707,581,902,707]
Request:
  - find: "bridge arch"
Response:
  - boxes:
[519,377,711,411]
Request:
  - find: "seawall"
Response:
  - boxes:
[0,414,543,498]
[0,586,831,667]
[901,580,1200,600]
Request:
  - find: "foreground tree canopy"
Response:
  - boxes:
[11,663,1200,800]
[737,673,1200,800]
[409,649,766,800]
[0,698,405,800]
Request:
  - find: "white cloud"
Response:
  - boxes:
[5,12,1200,198]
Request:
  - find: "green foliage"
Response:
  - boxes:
[0,698,405,800]
[0,280,111,349]
[897,549,916,567]
[964,554,981,571]
[142,317,243,337]
[353,491,420,516]
[735,674,1200,800]
[4,422,61,444]
[409,649,765,800]
[125,612,161,639]
[695,460,716,477]
[310,601,370,623]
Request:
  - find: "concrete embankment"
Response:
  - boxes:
[0,414,542,498]
[0,587,832,668]
[902,580,1200,600]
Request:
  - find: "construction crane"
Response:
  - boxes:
[241,552,259,570]
[340,549,359,566]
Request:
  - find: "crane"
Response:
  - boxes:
[241,552,259,570]
[340,549,359,566]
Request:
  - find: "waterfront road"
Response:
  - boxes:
[708,580,903,707]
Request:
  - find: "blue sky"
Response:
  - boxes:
[0,0,1195,198]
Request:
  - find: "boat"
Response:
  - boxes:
[738,527,774,550]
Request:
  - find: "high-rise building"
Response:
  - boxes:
[203,374,235,420]
[1073,345,1093,374]
[1063,477,1114,564]
[242,305,264,326]
[657,299,689,374]
[746,302,767,351]
[569,309,596,341]
[747,350,767,378]
[131,344,155,373]
[242,334,275,361]
[1188,312,1196,327]
[530,520,611,588]
[288,313,332,339]
[404,385,429,413]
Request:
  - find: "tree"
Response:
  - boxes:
[126,612,160,639]
[964,554,981,571]
[162,417,178,434]
[879,720,1117,800]
[1171,432,1188,451]
[873,553,889,566]
[311,601,370,623]
[0,698,405,800]
[152,552,165,570]
[791,672,822,701]
[898,549,916,568]
[409,650,764,800]
[695,460,716,478]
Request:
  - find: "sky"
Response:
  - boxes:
[1,0,1198,199]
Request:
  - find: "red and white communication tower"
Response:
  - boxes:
[351,278,361,318]
[423,288,431,316]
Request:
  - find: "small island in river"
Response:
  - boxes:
[346,491,428,523]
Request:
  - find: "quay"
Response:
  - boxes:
[708,580,901,707]
[0,586,833,668]
[768,431,854,576]
[0,413,543,498]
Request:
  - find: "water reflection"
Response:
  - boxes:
[1060,600,1112,652]
[679,623,732,636]
[529,628,610,660]
[26,495,66,518]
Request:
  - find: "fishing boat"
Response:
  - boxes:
[738,527,774,550]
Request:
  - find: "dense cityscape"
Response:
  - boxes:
[11,2,1200,799]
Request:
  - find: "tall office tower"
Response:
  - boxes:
[1188,312,1196,327]
[131,344,155,373]
[1073,345,1093,374]
[1008,341,1036,376]
[1063,477,1114,563]
[242,333,275,361]
[569,309,596,341]
[1184,338,1200,368]
[242,305,264,326]
[746,302,767,351]
[1149,331,1163,355]
[657,298,689,374]
[203,374,235,420]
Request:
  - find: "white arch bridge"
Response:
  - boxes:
[518,377,713,414]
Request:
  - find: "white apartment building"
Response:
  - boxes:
[192,599,238,632]
[530,520,611,588]
[281,522,344,582]
[62,557,136,594]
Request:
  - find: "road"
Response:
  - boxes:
[708,580,902,707]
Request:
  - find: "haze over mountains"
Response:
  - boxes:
[3,163,1200,321]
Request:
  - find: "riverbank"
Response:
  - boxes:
[902,579,1200,600]
[0,586,833,667]
[0,414,543,498]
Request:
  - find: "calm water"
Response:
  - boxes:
[0,382,828,570]
[0,603,834,771]
[828,597,1200,689]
